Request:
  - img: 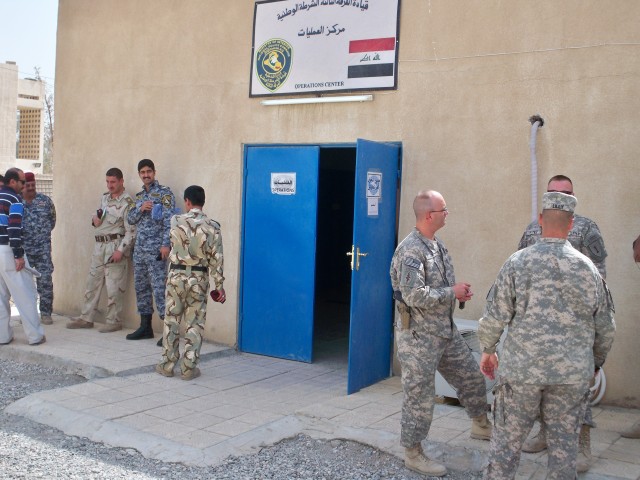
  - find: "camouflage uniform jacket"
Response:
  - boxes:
[127,180,175,251]
[518,214,607,278]
[390,228,457,338]
[95,191,136,256]
[168,208,224,289]
[23,193,56,256]
[479,238,615,385]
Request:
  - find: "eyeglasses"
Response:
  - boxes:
[429,207,448,214]
[17,179,25,184]
[548,189,573,195]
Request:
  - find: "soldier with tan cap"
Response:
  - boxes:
[67,168,136,333]
[480,191,615,479]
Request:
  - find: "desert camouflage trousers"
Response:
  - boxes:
[484,380,588,480]
[79,240,128,324]
[158,270,208,376]
[396,324,488,447]
[26,253,54,316]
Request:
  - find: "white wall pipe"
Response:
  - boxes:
[528,115,544,223]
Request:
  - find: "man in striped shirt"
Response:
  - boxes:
[0,168,46,346]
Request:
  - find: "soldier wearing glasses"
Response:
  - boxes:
[390,190,492,477]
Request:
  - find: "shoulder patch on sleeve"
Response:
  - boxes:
[602,279,615,313]
[404,257,421,270]
[585,230,607,263]
[162,195,173,208]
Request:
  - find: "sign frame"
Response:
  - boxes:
[249,0,401,97]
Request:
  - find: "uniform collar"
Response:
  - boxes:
[143,180,160,192]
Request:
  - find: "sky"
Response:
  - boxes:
[0,0,59,86]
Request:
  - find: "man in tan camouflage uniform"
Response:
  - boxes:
[67,168,136,333]
[479,192,615,480]
[390,190,492,477]
[517,175,608,471]
[156,185,224,381]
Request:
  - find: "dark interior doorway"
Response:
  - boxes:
[313,147,356,364]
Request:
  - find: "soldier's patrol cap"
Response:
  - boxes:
[542,191,577,213]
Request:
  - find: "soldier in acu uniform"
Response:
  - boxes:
[155,185,224,381]
[479,192,615,480]
[22,172,56,325]
[67,168,136,332]
[126,159,175,344]
[517,175,607,471]
[390,190,492,477]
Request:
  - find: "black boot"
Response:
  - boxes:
[126,314,154,340]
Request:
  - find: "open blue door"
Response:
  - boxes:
[240,146,320,361]
[347,139,400,394]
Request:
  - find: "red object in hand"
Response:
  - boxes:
[210,290,225,303]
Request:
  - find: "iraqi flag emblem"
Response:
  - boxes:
[348,37,396,79]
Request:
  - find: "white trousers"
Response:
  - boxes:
[0,245,45,344]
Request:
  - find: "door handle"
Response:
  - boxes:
[346,245,355,271]
[356,247,368,271]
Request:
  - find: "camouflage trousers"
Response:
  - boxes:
[484,380,588,480]
[158,270,208,376]
[79,240,129,324]
[26,253,53,316]
[133,252,167,318]
[396,324,488,447]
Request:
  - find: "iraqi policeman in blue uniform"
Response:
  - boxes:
[126,159,175,343]
[22,172,56,325]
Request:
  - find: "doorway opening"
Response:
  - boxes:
[313,147,356,365]
[240,139,400,393]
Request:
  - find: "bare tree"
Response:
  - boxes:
[34,67,54,174]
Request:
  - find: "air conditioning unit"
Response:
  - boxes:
[435,318,501,403]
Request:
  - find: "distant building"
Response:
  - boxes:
[0,61,45,174]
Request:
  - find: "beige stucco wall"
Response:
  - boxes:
[54,0,640,406]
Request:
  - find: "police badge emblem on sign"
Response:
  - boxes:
[256,38,293,93]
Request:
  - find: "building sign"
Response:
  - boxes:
[250,0,401,97]
[271,172,297,194]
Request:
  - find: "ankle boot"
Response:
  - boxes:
[470,413,493,440]
[576,425,593,473]
[405,445,447,477]
[126,314,154,340]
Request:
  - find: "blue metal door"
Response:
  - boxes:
[347,139,400,394]
[240,146,320,361]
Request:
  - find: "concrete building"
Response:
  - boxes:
[0,61,46,174]
[53,1,640,404]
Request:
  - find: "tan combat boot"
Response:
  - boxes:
[41,315,53,325]
[404,445,447,477]
[470,413,492,440]
[577,425,593,473]
[181,368,201,381]
[66,318,93,329]
[522,425,547,453]
[621,420,640,439]
[98,322,122,333]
